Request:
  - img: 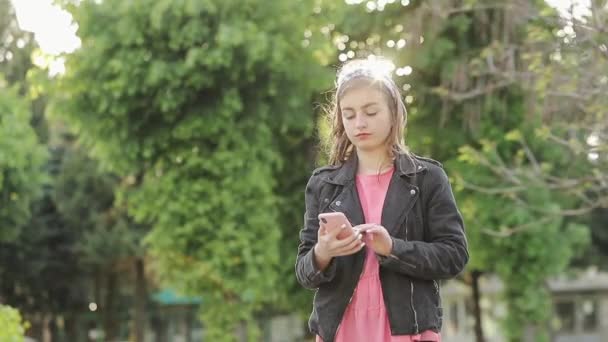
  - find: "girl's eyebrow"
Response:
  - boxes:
[341,102,379,111]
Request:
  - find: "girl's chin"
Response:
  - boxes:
[353,141,384,152]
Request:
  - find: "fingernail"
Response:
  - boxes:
[361,243,366,247]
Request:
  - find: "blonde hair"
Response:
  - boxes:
[324,58,409,165]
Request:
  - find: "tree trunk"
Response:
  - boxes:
[471,270,485,342]
[185,306,193,342]
[64,314,78,342]
[42,313,52,342]
[103,271,118,342]
[24,313,41,341]
[134,257,147,342]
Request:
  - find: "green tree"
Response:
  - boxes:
[0,305,28,342]
[0,164,87,341]
[0,80,47,242]
[0,1,84,340]
[314,1,597,341]
[55,0,329,339]
[453,3,607,338]
[53,139,143,341]
[0,0,36,89]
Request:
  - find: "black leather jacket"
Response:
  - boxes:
[295,152,469,342]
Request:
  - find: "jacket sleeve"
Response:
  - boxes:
[378,165,469,280]
[294,174,338,289]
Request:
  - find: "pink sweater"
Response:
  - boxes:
[317,167,440,342]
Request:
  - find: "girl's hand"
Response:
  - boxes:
[355,224,393,256]
[314,224,365,261]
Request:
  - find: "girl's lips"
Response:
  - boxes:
[356,133,371,139]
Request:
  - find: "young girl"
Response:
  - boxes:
[295,58,469,342]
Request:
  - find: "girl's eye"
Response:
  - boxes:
[366,112,378,116]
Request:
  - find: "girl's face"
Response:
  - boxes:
[339,84,393,154]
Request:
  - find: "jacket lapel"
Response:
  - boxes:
[381,153,426,235]
[329,183,366,226]
[326,153,365,226]
[380,173,419,235]
[324,152,427,231]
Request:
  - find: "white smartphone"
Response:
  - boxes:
[318,212,355,240]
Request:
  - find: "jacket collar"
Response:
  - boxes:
[324,151,427,186]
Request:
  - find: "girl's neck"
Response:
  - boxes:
[356,148,393,175]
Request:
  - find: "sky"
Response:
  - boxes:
[10,0,81,55]
[9,0,592,57]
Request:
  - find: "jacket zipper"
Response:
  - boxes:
[405,218,419,334]
[410,281,419,333]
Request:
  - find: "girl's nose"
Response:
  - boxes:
[355,114,367,128]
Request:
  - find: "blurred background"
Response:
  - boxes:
[0,0,606,341]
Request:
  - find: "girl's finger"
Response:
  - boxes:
[334,232,362,251]
[334,234,360,250]
[356,224,376,232]
[330,224,347,238]
[318,224,327,236]
[366,227,382,235]
[337,240,365,256]
[361,233,371,244]
[365,227,385,241]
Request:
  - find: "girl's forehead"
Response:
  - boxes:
[340,85,388,107]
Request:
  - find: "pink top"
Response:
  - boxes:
[317,167,440,342]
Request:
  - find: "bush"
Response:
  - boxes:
[0,305,28,341]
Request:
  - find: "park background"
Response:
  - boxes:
[0,0,607,341]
